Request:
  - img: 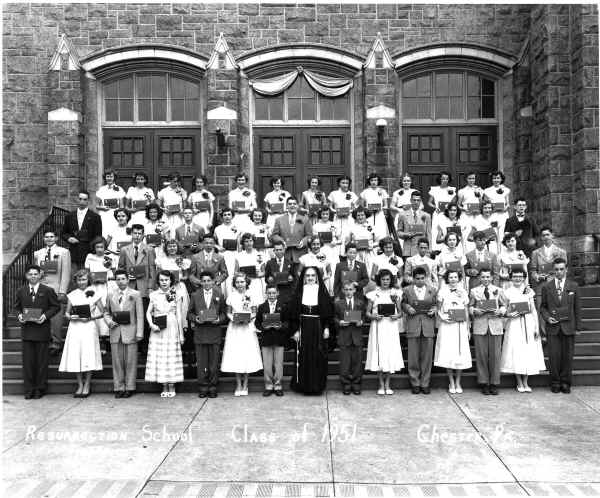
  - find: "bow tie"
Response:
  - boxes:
[450,289,457,292]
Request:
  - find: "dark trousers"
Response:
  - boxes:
[138,297,150,354]
[547,331,575,387]
[22,340,49,394]
[339,345,363,389]
[473,333,502,385]
[407,335,434,388]
[195,343,221,393]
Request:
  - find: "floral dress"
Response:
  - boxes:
[359,187,389,241]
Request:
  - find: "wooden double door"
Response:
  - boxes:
[253,127,351,201]
[103,127,201,193]
[403,125,498,209]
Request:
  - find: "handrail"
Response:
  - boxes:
[2,206,70,323]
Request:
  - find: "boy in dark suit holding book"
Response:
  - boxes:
[333,280,366,394]
[255,285,290,396]
[264,241,295,305]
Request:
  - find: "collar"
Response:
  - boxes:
[30,283,40,293]
[77,207,88,214]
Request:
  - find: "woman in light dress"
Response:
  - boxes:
[359,173,389,242]
[187,175,215,233]
[328,175,359,250]
[155,239,192,302]
[390,173,422,217]
[500,268,546,392]
[221,273,263,396]
[434,270,472,394]
[228,173,257,235]
[60,270,104,397]
[246,209,271,262]
[106,208,132,267]
[435,232,467,290]
[234,232,266,304]
[351,207,377,277]
[264,176,292,231]
[96,170,126,238]
[499,233,530,289]
[301,176,328,224]
[434,203,468,252]
[143,203,170,259]
[214,208,239,297]
[457,171,484,228]
[145,271,186,397]
[157,172,188,233]
[465,201,500,254]
[427,171,457,248]
[365,269,404,395]
[371,236,404,286]
[126,172,155,226]
[84,237,116,340]
[298,236,333,295]
[483,171,511,238]
[311,206,342,266]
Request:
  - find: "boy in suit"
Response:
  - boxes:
[33,230,71,354]
[396,191,431,258]
[403,238,438,287]
[264,241,295,305]
[333,243,369,297]
[333,281,366,394]
[504,198,540,257]
[271,197,312,269]
[255,285,290,396]
[62,190,102,273]
[401,267,437,394]
[175,207,205,256]
[540,258,581,393]
[465,231,500,289]
[104,270,144,398]
[188,271,228,398]
[469,268,506,395]
[15,265,60,399]
[188,234,228,290]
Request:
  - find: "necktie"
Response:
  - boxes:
[30,287,35,298]
[187,225,191,236]
[557,281,562,300]
[413,210,418,222]
[278,259,283,271]
[347,299,352,310]
[134,245,139,261]
[46,246,51,261]
[290,215,295,226]
[119,292,123,305]
[484,286,490,299]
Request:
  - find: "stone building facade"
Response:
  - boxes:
[2,3,599,282]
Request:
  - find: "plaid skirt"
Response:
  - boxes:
[144,314,184,383]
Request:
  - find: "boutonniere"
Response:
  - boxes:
[390,257,398,265]
[496,188,504,195]
[377,190,383,197]
[85,289,95,298]
[259,228,265,234]
[144,191,152,200]
[53,254,59,259]
[128,294,134,301]
[155,227,162,234]
[243,190,251,197]
[103,256,112,269]
[448,188,455,196]
[317,253,326,262]
[215,296,220,302]
[126,227,132,235]
[398,189,404,196]
[175,256,184,267]
[166,287,177,302]
[295,218,303,224]
[517,252,525,260]
[202,192,209,199]
[367,225,373,232]
[390,294,398,303]
[474,190,481,198]
[345,193,352,201]
[231,227,237,233]
[421,215,427,222]
[112,185,119,192]
[278,193,285,201]
[493,289,499,297]
[315,191,323,201]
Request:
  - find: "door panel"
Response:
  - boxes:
[154,129,201,192]
[103,129,153,186]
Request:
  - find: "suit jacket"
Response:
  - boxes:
[188,287,227,344]
[468,284,506,335]
[174,223,205,255]
[396,209,432,257]
[188,251,228,288]
[333,260,369,297]
[505,215,539,256]
[117,243,156,298]
[270,214,312,263]
[33,245,71,295]
[401,285,437,337]
[254,300,290,347]
[103,287,144,344]
[15,284,60,341]
[264,257,295,288]
[465,249,500,289]
[540,278,581,335]
[530,245,567,285]
[62,209,102,264]
[333,296,366,347]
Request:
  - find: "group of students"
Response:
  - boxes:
[14,169,581,400]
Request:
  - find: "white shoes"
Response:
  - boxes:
[234,389,241,397]
[516,386,525,393]
[523,386,532,393]
[240,389,248,396]
[448,387,456,394]
[160,391,168,398]
[455,386,463,394]
[385,389,394,395]
[377,388,385,395]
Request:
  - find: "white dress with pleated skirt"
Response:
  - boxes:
[365,288,404,373]
[221,291,263,373]
[144,289,185,384]
[59,288,103,373]
[434,287,472,370]
[500,287,547,375]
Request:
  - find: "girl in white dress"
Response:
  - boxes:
[247,209,271,262]
[145,271,186,397]
[371,237,404,285]
[264,176,292,230]
[483,171,511,238]
[427,171,457,248]
[214,208,239,297]
[435,203,469,252]
[312,206,342,264]
[234,233,266,303]
[60,270,104,397]
[96,170,126,238]
[390,174,422,216]
[221,273,263,395]
[187,175,216,232]
[301,176,327,224]
[435,232,467,290]
[365,269,404,395]
[359,173,389,241]
[434,270,472,393]
[500,269,546,392]
[457,171,484,228]
[228,173,257,234]
[298,236,333,294]
[126,172,155,226]
[351,207,377,276]
[157,172,188,233]
[84,237,116,340]
[328,175,359,248]
[155,239,192,306]
[106,208,132,266]
[143,203,169,259]
[499,233,530,289]
[465,201,500,254]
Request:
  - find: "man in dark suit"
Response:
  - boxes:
[540,257,582,394]
[333,281,366,394]
[270,197,312,270]
[504,198,540,257]
[188,271,228,398]
[62,190,102,273]
[333,243,369,297]
[401,267,437,394]
[255,285,290,396]
[15,265,61,399]
[264,241,295,305]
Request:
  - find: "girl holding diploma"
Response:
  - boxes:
[96,170,126,238]
[359,173,389,241]
[187,175,215,233]
[126,172,155,226]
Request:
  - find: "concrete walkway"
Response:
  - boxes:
[2,387,600,497]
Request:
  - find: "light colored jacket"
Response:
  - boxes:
[34,245,71,295]
[469,284,506,335]
[104,287,144,344]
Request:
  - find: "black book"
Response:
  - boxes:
[239,265,257,278]
[378,303,396,317]
[112,311,131,325]
[318,231,333,243]
[154,314,167,329]
[71,304,91,318]
[222,239,237,251]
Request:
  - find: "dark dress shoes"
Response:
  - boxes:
[263,389,274,397]
[411,386,421,394]
[342,388,351,395]
[208,391,217,398]
[421,387,431,395]
[198,392,207,398]
[551,385,561,393]
[481,384,490,395]
[123,391,134,398]
[24,392,34,400]
[560,385,571,394]
[352,388,361,395]
[489,385,499,395]
[115,391,124,399]
[274,390,284,397]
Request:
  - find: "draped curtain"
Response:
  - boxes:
[250,67,353,97]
